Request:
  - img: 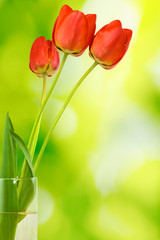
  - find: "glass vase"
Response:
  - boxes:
[0,177,38,240]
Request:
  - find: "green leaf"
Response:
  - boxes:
[10,130,35,177]
[0,113,17,178]
[0,113,18,240]
[9,129,35,223]
[8,115,17,175]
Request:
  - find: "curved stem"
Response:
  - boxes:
[30,74,47,160]
[34,61,98,172]
[19,53,68,181]
[28,53,68,153]
[17,74,47,196]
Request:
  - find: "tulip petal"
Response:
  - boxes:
[91,24,122,61]
[106,19,122,29]
[54,10,88,54]
[103,30,128,69]
[81,14,96,53]
[96,19,122,35]
[55,5,73,31]
[29,36,60,78]
[124,29,133,45]
[89,20,132,69]
[30,36,50,73]
[102,29,132,69]
[52,5,73,47]
[102,28,132,69]
[53,5,97,56]
[47,41,60,77]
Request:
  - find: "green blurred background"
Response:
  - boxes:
[0,0,160,239]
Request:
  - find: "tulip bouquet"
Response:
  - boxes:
[0,4,132,240]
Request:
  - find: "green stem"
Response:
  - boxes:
[30,74,47,160]
[34,61,98,172]
[19,53,68,181]
[17,75,47,199]
[28,52,68,154]
[41,74,47,104]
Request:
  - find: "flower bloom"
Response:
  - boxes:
[89,20,132,69]
[52,4,96,56]
[29,36,60,78]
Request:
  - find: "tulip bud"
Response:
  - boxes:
[89,20,132,69]
[29,36,60,78]
[52,4,96,56]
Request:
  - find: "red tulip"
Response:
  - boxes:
[52,5,96,56]
[89,20,132,69]
[29,36,60,78]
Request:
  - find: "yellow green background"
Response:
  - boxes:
[0,0,160,239]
